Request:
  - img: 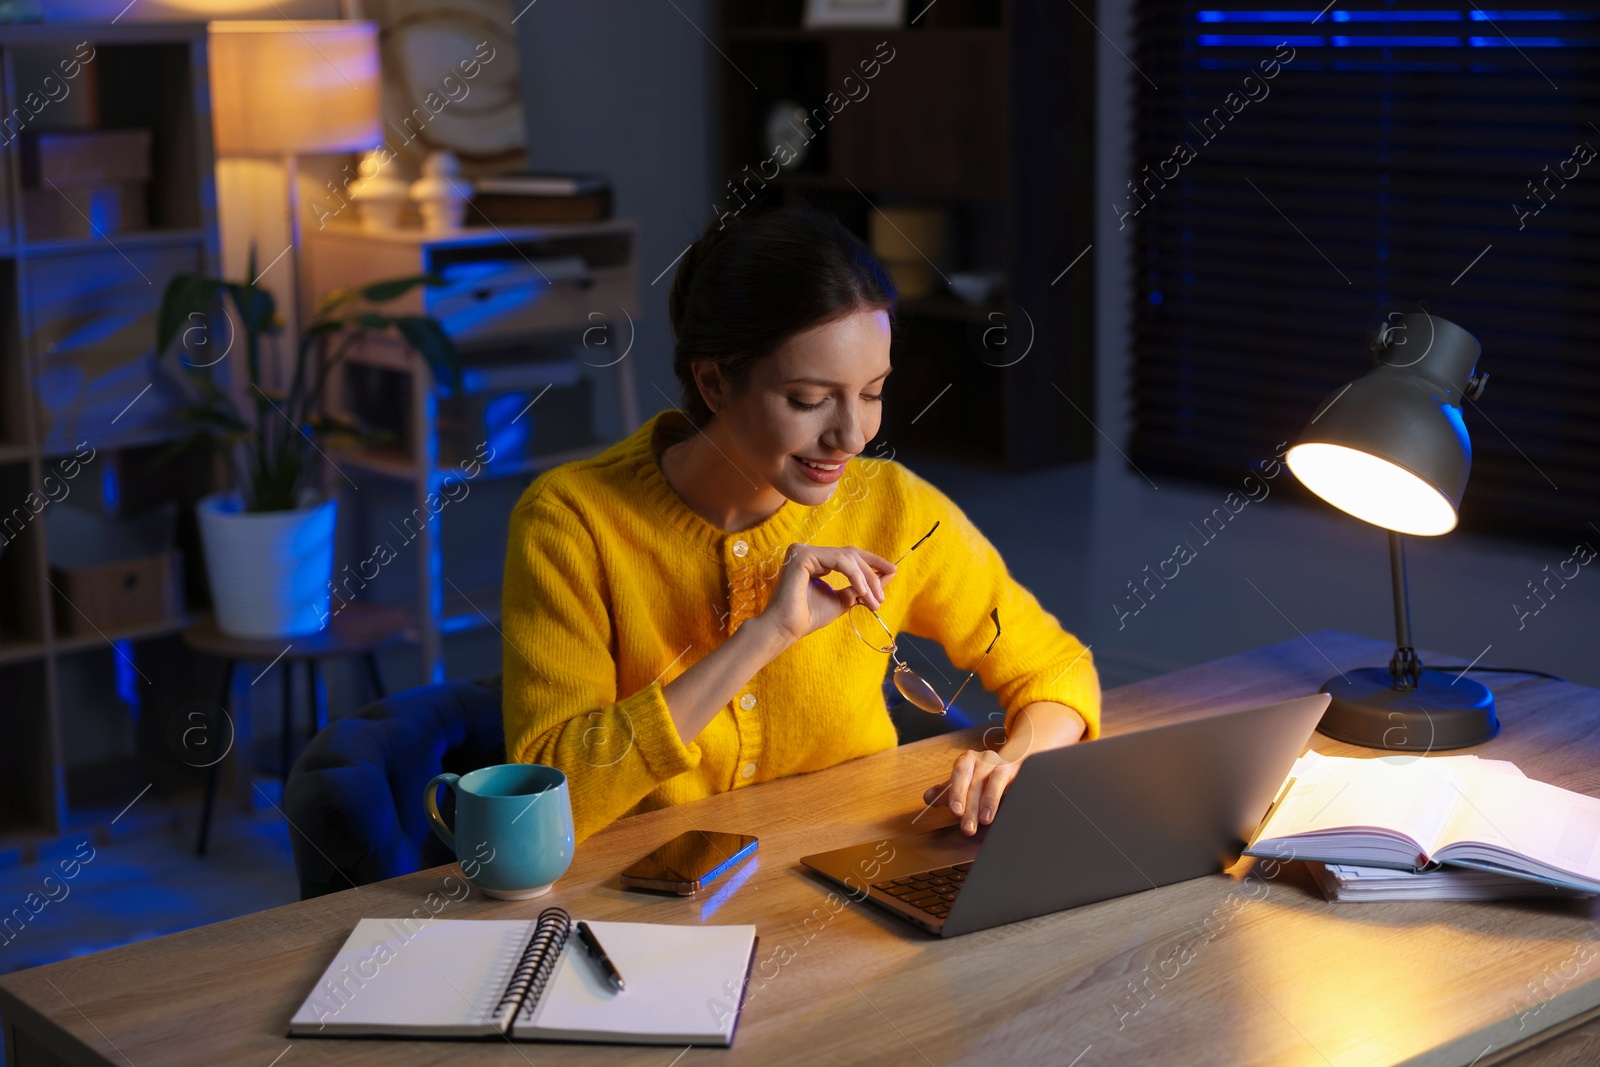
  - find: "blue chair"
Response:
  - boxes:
[284,672,957,899]
[283,676,505,899]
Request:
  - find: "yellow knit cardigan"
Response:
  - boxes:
[502,410,1100,845]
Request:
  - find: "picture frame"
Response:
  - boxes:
[803,0,906,30]
[358,0,528,175]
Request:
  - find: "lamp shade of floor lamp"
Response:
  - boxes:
[1285,311,1499,751]
[207,21,382,320]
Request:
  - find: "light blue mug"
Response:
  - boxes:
[425,763,575,900]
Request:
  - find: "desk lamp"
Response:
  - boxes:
[1284,311,1497,750]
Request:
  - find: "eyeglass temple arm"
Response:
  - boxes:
[890,521,940,567]
[945,608,1001,709]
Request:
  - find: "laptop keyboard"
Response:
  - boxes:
[871,861,973,921]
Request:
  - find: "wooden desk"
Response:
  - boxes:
[4,631,1600,1067]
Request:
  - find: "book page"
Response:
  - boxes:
[514,920,757,1046]
[288,918,530,1037]
[1252,754,1463,858]
[1435,773,1600,890]
[1438,755,1526,784]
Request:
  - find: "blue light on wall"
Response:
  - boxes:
[484,392,533,464]
[113,640,140,722]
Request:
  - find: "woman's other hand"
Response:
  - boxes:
[759,543,895,645]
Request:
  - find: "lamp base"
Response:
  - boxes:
[1317,667,1498,751]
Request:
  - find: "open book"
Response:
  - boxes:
[1246,751,1600,894]
[288,908,758,1046]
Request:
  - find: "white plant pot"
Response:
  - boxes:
[197,491,336,638]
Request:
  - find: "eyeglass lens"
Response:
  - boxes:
[849,604,948,713]
[893,667,947,714]
[848,603,895,653]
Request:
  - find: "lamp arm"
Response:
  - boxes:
[1388,531,1423,691]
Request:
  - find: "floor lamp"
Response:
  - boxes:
[1285,311,1498,751]
[208,20,383,334]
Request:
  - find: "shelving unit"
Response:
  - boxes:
[302,220,641,683]
[718,0,1096,468]
[0,23,222,843]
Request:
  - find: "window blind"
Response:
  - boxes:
[1128,2,1600,544]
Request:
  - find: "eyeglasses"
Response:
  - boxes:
[848,521,1002,716]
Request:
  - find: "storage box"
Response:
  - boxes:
[21,130,153,187]
[45,502,184,635]
[51,550,183,635]
[22,183,147,239]
[20,129,153,239]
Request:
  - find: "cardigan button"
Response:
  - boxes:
[732,539,749,558]
[739,693,756,711]
[740,762,756,779]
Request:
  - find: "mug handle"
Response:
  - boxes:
[424,773,459,853]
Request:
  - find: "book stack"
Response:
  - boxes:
[470,172,612,225]
[1307,861,1585,903]
[1246,750,1600,903]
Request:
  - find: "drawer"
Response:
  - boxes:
[426,260,637,345]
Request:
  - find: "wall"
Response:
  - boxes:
[513,0,719,414]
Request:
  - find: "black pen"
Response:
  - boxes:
[575,921,626,992]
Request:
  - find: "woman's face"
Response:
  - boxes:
[710,307,893,507]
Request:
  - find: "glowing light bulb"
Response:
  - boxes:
[1286,443,1457,536]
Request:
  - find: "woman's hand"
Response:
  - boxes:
[922,750,1019,836]
[759,543,896,646]
[922,702,1090,835]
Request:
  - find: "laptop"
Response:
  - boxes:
[800,693,1331,937]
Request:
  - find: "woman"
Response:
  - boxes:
[502,202,1099,847]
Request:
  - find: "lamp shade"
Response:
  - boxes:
[209,21,382,156]
[1286,312,1484,537]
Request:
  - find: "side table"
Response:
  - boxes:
[181,602,410,855]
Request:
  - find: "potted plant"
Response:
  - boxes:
[157,253,461,638]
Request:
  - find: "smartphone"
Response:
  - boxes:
[619,831,758,895]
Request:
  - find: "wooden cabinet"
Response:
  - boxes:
[826,31,1008,199]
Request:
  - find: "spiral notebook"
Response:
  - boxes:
[287,908,759,1046]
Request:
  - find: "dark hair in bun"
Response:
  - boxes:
[668,201,896,424]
